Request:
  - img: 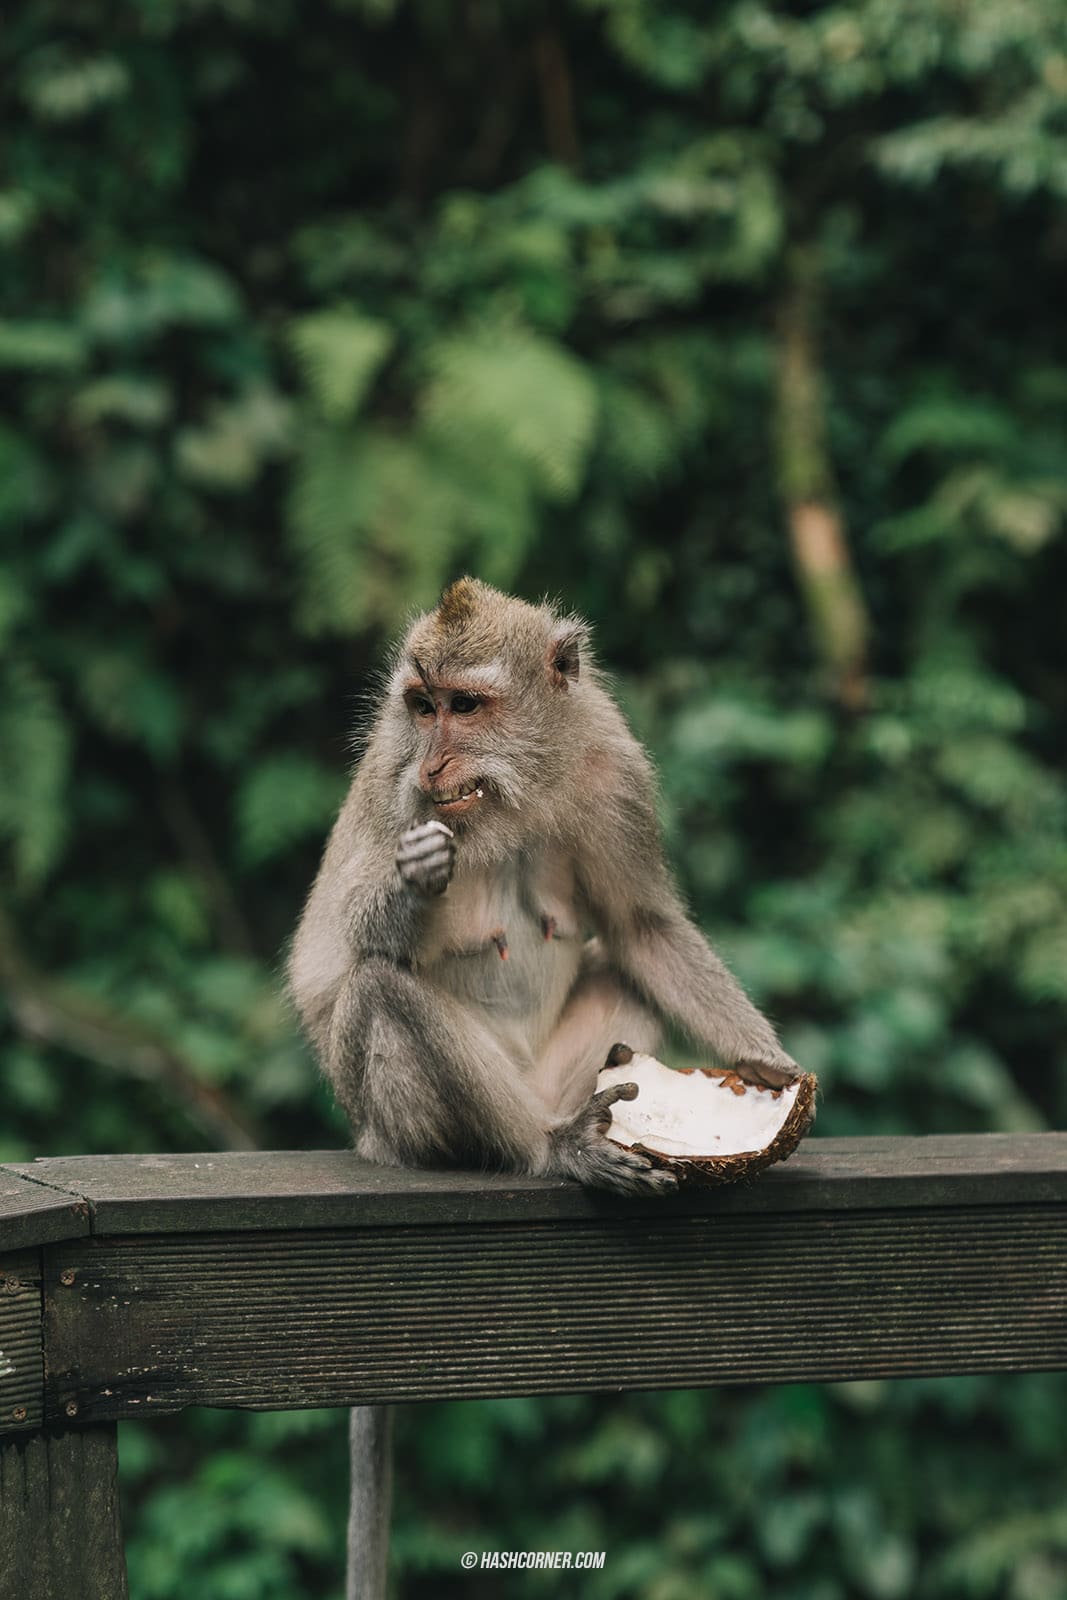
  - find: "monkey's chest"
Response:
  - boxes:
[420,857,584,1035]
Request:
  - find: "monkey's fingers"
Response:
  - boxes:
[398,856,452,894]
[397,839,452,863]
[582,1141,678,1195]
[605,1042,634,1067]
[635,1163,679,1194]
[397,825,454,862]
[588,1081,639,1133]
[397,821,455,895]
[399,819,454,848]
[397,841,453,871]
[733,1056,803,1090]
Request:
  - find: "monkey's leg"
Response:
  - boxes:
[327,957,560,1171]
[530,967,661,1119]
[347,1404,393,1600]
[328,958,673,1192]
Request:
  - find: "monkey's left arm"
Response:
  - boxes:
[578,773,801,1089]
[611,908,799,1087]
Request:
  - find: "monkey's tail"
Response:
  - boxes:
[347,1403,394,1600]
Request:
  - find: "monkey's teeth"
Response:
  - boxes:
[435,783,485,805]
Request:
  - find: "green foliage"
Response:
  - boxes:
[236,754,348,867]
[0,657,69,884]
[422,326,598,501]
[2,0,1066,1594]
[289,309,394,424]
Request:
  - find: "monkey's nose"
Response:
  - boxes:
[426,756,452,780]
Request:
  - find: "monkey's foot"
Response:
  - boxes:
[397,820,455,896]
[733,1055,804,1090]
[550,1080,678,1196]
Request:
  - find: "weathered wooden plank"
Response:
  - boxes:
[42,1204,1067,1423]
[0,1423,128,1599]
[10,1133,1067,1241]
[0,1168,91,1255]
[0,1250,43,1435]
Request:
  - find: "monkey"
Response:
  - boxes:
[289,576,803,1200]
[288,578,806,1599]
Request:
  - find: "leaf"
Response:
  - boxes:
[421,326,598,501]
[236,754,346,865]
[881,396,1017,461]
[0,321,87,371]
[288,424,536,634]
[82,255,242,344]
[175,386,293,491]
[0,427,50,524]
[20,50,130,121]
[79,651,184,760]
[0,660,70,885]
[73,376,172,429]
[289,308,393,422]
[598,377,681,488]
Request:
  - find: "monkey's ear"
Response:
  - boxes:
[547,626,586,689]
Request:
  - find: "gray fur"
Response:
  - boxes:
[289,580,800,1157]
[287,579,804,1599]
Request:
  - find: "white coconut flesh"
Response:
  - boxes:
[599,1054,803,1159]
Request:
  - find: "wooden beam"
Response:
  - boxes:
[1,1138,1065,1439]
[0,1424,128,1599]
[6,1134,1067,1248]
[0,1169,91,1254]
[40,1201,1067,1424]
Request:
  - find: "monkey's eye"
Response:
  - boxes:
[451,693,481,715]
[411,696,435,717]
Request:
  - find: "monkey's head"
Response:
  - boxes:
[384,577,591,849]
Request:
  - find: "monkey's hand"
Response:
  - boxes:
[549,1082,678,1197]
[732,1054,804,1090]
[396,820,455,897]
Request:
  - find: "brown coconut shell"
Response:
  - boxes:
[601,1062,818,1188]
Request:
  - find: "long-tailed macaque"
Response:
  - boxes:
[289,578,805,1598]
[290,577,802,1196]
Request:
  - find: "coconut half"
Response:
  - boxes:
[598,1053,817,1186]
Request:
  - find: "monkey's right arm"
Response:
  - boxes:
[323,823,672,1194]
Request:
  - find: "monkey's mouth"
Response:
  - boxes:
[432,781,486,817]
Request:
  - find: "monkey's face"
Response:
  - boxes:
[404,682,500,822]
[393,579,590,838]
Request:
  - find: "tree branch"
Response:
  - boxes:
[773,245,870,710]
[533,22,581,171]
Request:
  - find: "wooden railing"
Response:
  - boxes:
[3,1134,1067,1598]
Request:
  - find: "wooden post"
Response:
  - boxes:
[347,1404,394,1600]
[0,1423,129,1600]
